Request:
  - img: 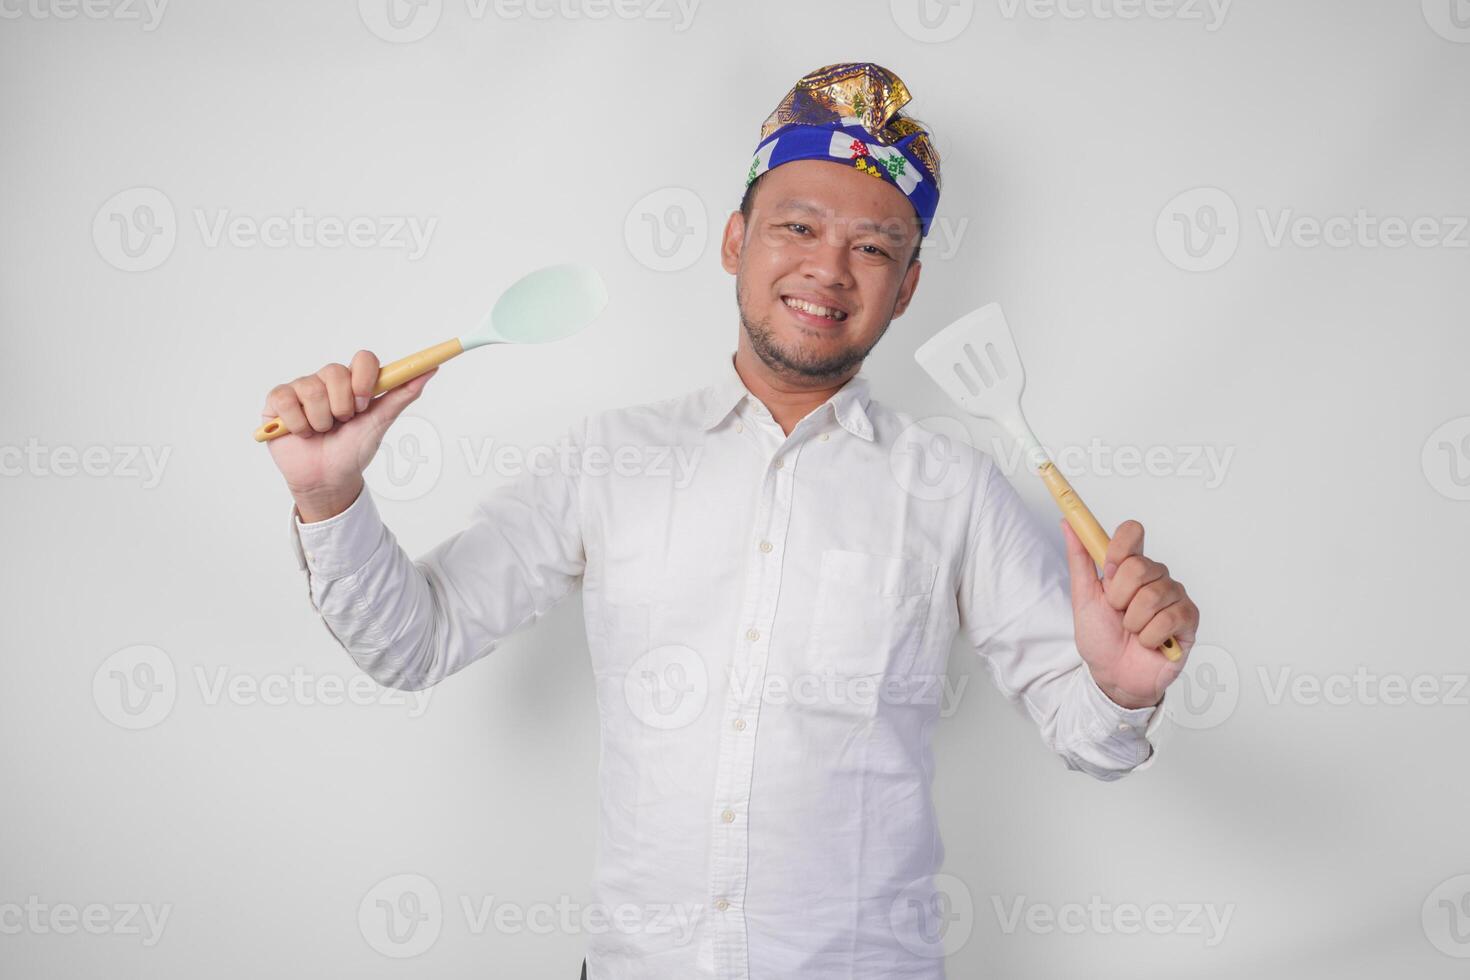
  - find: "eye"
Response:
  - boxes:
[782,222,811,235]
[858,243,892,258]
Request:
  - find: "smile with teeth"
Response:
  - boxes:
[783,296,848,321]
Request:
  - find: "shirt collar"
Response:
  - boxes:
[700,353,875,442]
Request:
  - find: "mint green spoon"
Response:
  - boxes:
[255,263,607,442]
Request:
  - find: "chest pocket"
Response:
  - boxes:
[801,549,939,680]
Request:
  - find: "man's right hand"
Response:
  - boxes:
[261,350,437,522]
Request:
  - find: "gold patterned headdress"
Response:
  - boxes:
[745,63,941,236]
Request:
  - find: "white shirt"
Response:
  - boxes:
[288,353,1165,979]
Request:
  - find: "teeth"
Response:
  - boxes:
[784,296,846,321]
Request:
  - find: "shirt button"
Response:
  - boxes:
[820,432,829,441]
[1118,723,1133,732]
[721,809,735,823]
[733,718,746,731]
[758,540,772,553]
[772,458,784,469]
[304,551,314,562]
[745,628,760,642]
[715,898,730,912]
[735,421,744,433]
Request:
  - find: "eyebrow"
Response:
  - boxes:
[768,197,912,244]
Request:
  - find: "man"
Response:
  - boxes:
[263,63,1199,980]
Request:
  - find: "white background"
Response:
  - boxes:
[1,0,1467,976]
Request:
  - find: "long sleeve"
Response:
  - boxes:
[286,421,587,691]
[956,452,1168,781]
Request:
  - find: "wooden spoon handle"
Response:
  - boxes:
[253,338,464,442]
[1036,461,1184,662]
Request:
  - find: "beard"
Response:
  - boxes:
[736,274,892,384]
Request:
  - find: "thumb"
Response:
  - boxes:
[1061,518,1103,610]
[364,368,436,427]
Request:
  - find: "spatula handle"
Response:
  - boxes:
[253,338,464,442]
[1036,461,1184,662]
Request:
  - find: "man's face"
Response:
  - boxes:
[720,159,923,384]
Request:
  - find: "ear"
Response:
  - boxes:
[890,254,922,319]
[719,211,746,275]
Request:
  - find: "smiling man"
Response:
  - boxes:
[267,62,1199,980]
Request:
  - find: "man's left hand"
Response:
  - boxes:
[1062,519,1199,710]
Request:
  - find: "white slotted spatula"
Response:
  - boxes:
[914,303,1183,662]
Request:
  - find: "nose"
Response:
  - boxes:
[795,232,854,291]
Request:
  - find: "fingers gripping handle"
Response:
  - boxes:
[253,338,464,442]
[1036,461,1184,663]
